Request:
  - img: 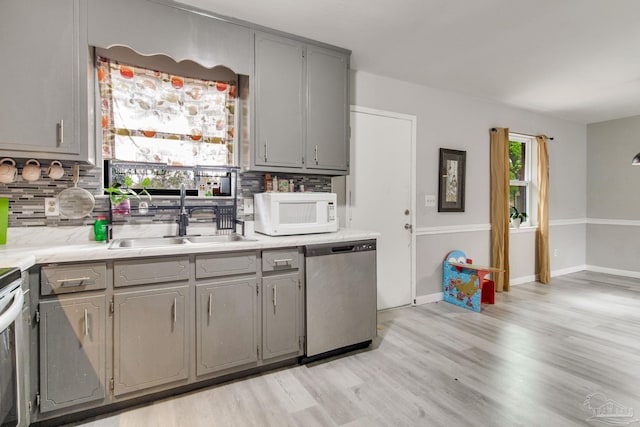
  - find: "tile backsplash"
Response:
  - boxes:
[1,159,332,228]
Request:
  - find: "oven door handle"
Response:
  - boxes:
[0,289,23,333]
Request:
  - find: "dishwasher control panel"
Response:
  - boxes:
[304,240,376,257]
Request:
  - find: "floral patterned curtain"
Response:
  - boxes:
[97,56,236,167]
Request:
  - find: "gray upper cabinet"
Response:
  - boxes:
[0,0,92,162]
[306,46,350,172]
[113,285,189,396]
[87,0,251,75]
[251,31,350,175]
[254,32,305,169]
[39,295,106,413]
[196,278,259,376]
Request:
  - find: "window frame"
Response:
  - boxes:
[508,133,537,228]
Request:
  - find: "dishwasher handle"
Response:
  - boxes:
[331,245,355,253]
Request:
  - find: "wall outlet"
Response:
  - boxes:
[553,248,559,257]
[425,195,436,207]
[243,197,254,215]
[45,197,59,217]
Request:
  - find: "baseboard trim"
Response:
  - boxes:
[510,275,537,286]
[414,265,588,304]
[552,265,587,277]
[413,292,443,306]
[585,265,640,279]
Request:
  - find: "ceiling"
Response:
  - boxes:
[176,0,640,124]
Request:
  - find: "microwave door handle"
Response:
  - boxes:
[0,289,23,332]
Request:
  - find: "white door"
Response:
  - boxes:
[347,107,415,310]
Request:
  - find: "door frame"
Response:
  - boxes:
[347,105,417,308]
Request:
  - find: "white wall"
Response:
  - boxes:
[587,116,640,276]
[350,70,587,296]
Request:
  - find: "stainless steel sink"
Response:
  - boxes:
[108,234,257,249]
[109,237,187,249]
[185,234,257,244]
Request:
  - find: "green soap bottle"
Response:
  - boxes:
[94,215,109,242]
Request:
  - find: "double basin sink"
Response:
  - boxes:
[109,234,257,249]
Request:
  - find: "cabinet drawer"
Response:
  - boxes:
[262,249,300,272]
[196,252,257,279]
[114,257,189,287]
[41,263,107,295]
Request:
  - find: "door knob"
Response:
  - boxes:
[404,223,412,231]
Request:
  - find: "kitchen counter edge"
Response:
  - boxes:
[0,229,379,269]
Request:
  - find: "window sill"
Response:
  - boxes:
[509,225,536,234]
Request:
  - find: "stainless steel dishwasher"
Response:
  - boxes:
[303,240,377,362]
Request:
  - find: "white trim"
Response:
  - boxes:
[510,275,537,286]
[585,265,640,279]
[415,223,491,236]
[587,218,640,227]
[552,265,587,277]
[550,218,587,226]
[414,265,588,304]
[414,219,587,237]
[349,105,418,309]
[414,292,443,305]
[509,225,536,234]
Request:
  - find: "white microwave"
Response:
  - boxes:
[254,192,338,236]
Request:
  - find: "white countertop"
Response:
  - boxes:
[0,227,379,270]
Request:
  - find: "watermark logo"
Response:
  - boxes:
[584,392,639,425]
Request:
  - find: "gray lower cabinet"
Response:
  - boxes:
[35,247,306,421]
[262,272,301,360]
[196,278,258,376]
[113,285,189,396]
[0,0,92,162]
[39,295,106,413]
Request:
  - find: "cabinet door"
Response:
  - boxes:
[113,286,188,396]
[254,32,304,169]
[196,278,258,376]
[306,45,350,172]
[262,272,301,360]
[0,0,83,157]
[39,295,106,413]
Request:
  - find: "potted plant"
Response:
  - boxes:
[105,176,152,215]
[510,206,527,228]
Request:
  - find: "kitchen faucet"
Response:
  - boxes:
[177,184,189,237]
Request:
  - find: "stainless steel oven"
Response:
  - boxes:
[0,267,27,427]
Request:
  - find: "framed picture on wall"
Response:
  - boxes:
[438,148,466,212]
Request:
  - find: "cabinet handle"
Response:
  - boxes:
[264,140,268,162]
[173,298,177,325]
[84,308,89,337]
[273,258,292,265]
[314,145,318,164]
[56,277,91,284]
[273,285,277,308]
[58,119,64,146]
[208,292,212,318]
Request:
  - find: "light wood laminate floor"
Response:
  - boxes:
[71,271,640,426]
